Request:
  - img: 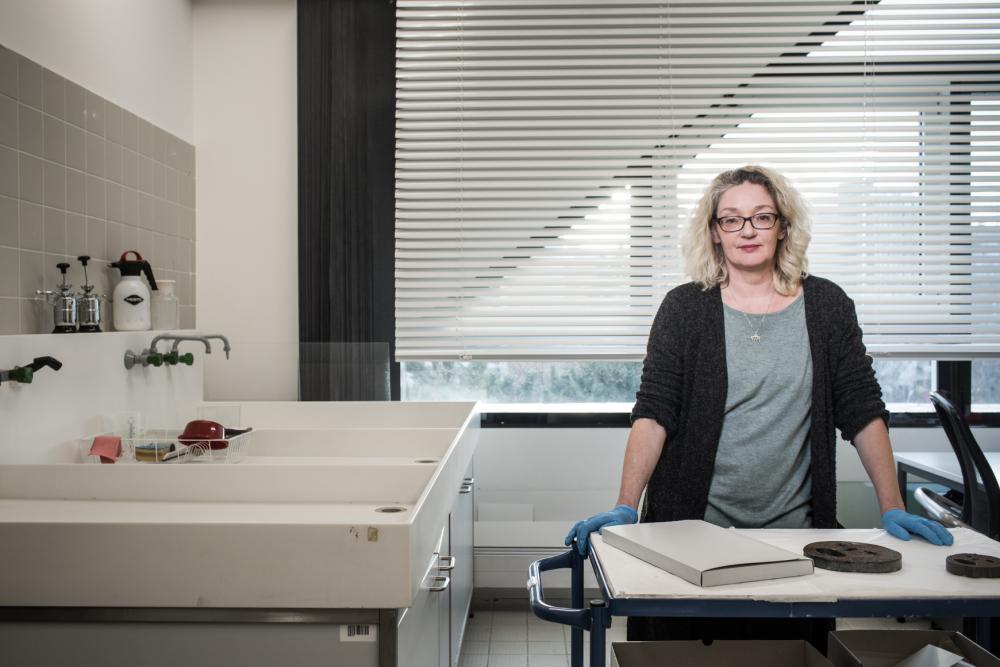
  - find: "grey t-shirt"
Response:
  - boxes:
[704,294,814,529]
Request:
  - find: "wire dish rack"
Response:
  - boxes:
[79,428,252,464]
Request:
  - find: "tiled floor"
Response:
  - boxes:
[457,600,932,667]
[458,600,626,667]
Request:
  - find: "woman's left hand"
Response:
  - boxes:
[881,508,954,546]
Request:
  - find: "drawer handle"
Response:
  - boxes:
[463,477,475,486]
[427,575,450,592]
[439,555,456,571]
[459,484,472,494]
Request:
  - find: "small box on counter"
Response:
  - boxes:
[827,630,1000,667]
[602,520,814,587]
[611,640,835,667]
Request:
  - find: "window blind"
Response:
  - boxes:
[395,0,1000,360]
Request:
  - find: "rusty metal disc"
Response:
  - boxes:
[803,541,902,573]
[946,553,1000,578]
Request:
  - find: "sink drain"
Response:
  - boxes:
[375,506,408,514]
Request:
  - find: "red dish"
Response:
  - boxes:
[178,419,227,450]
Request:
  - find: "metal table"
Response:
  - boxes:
[896,451,1000,500]
[528,527,1000,667]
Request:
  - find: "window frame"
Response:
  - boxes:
[402,359,1000,428]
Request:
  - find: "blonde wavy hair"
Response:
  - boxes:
[682,165,811,295]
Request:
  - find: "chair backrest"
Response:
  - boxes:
[930,391,1000,540]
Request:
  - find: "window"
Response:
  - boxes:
[396,1,1000,363]
[872,359,935,413]
[401,360,641,403]
[972,359,1000,412]
[403,358,938,409]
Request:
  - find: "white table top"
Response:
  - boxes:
[895,451,1000,485]
[591,527,1000,601]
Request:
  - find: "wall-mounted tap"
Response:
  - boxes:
[0,356,63,386]
[123,349,164,370]
[151,334,211,355]
[150,333,232,360]
[201,334,232,360]
[125,333,233,370]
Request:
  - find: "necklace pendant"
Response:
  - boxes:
[750,334,761,343]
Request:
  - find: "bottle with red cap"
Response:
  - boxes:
[108,250,158,331]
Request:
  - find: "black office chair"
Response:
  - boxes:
[919,391,1000,541]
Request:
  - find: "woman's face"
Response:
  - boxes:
[710,182,785,275]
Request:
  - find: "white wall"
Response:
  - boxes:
[192,0,299,401]
[0,0,193,142]
[471,424,1000,588]
[473,424,1000,541]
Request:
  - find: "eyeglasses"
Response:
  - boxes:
[713,212,780,233]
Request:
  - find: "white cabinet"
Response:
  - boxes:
[398,524,450,667]
[449,468,475,667]
[398,461,475,667]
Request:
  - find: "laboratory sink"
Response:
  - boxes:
[0,460,436,504]
[0,402,480,610]
[249,427,459,459]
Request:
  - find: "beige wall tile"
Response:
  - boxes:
[0,297,18,333]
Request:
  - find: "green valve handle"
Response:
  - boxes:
[9,366,33,383]
[147,353,164,368]
[162,351,194,366]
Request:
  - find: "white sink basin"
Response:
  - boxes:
[216,401,476,429]
[0,461,436,504]
[0,402,480,610]
[249,427,459,459]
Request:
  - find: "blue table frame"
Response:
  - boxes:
[528,546,1000,667]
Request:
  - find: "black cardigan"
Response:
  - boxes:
[630,275,889,529]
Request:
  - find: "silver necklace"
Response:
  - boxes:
[742,289,775,343]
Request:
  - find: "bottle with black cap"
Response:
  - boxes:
[76,255,104,333]
[35,262,78,333]
[108,250,158,331]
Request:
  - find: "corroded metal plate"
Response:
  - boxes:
[946,553,1000,578]
[804,541,902,573]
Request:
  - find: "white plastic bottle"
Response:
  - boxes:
[151,279,179,330]
[109,250,158,331]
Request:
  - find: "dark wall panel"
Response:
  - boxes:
[298,0,397,400]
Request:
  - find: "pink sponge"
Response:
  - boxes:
[89,435,122,464]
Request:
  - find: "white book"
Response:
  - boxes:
[601,520,814,587]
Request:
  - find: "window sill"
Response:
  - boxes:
[481,402,634,428]
[477,403,999,428]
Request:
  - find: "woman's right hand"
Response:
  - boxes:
[564,504,638,556]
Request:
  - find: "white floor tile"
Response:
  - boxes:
[489,655,529,667]
[493,611,528,626]
[463,640,490,655]
[528,641,566,656]
[529,656,569,667]
[528,613,555,626]
[528,624,566,641]
[607,628,627,641]
[468,610,493,625]
[491,640,529,655]
[465,624,491,642]
[492,624,528,642]
[458,655,489,667]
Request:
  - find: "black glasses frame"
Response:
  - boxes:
[712,213,781,233]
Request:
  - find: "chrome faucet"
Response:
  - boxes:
[150,333,232,360]
[201,334,232,360]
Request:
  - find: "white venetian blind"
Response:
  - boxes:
[395,0,1000,360]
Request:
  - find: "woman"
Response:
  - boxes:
[565,165,952,644]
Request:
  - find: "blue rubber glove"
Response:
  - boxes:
[564,504,638,556]
[882,508,954,546]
